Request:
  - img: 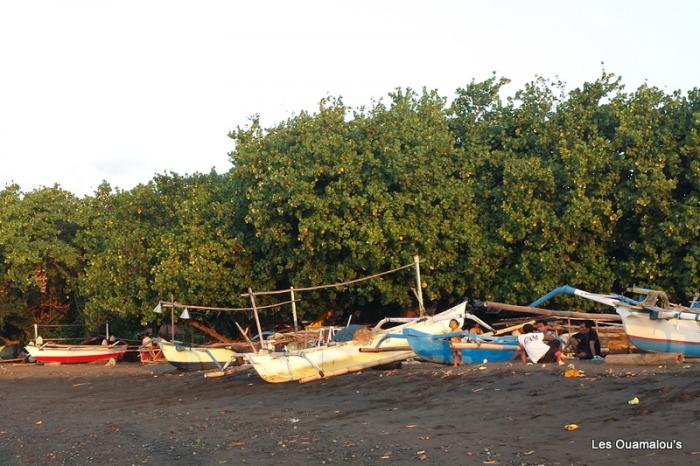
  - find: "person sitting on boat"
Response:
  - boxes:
[468,322,484,335]
[449,319,463,367]
[569,320,601,360]
[101,335,117,346]
[517,323,565,365]
[141,331,157,360]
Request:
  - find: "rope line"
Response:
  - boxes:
[241,261,417,297]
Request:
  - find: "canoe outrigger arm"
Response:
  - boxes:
[204,349,224,371]
[374,317,421,328]
[528,285,641,308]
[371,308,491,348]
[430,312,494,332]
[372,332,407,349]
[290,352,325,378]
[531,285,700,322]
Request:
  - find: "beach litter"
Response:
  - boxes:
[564,424,579,431]
[564,364,586,378]
[628,397,640,405]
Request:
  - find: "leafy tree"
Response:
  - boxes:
[0,185,81,338]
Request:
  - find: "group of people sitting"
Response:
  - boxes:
[448,318,603,367]
[515,320,602,365]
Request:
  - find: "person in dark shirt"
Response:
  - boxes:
[570,320,601,359]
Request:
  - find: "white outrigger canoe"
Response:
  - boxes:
[531,286,700,357]
[24,343,127,364]
[158,341,238,371]
[246,301,467,383]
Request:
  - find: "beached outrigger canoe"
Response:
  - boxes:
[158,341,239,371]
[24,342,127,364]
[530,285,700,357]
[404,327,518,365]
[245,301,467,383]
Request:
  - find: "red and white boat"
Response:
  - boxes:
[25,343,127,364]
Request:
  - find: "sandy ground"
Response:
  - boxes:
[1,360,699,466]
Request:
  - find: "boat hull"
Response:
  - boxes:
[159,341,236,371]
[25,345,127,363]
[618,308,700,357]
[246,302,467,383]
[403,328,517,365]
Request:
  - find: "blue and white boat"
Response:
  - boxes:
[403,328,518,365]
[531,285,700,357]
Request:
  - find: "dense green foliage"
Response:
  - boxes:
[1,73,698,339]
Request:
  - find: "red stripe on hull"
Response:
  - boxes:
[34,352,126,363]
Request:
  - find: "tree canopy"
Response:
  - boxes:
[1,73,698,339]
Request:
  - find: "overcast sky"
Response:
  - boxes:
[1,0,698,196]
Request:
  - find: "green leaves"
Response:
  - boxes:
[0,185,82,336]
[1,74,699,338]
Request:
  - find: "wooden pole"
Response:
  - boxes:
[358,346,412,353]
[249,288,265,351]
[170,294,175,342]
[605,353,684,365]
[204,364,252,379]
[290,287,299,333]
[106,321,110,340]
[483,320,535,336]
[187,320,234,343]
[451,342,517,351]
[414,255,425,317]
[234,321,257,353]
[484,301,620,321]
[34,324,38,342]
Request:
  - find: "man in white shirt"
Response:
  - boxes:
[517,323,564,364]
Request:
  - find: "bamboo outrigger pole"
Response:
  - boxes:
[290,287,299,332]
[414,255,425,317]
[170,294,175,342]
[483,301,621,321]
[249,288,265,350]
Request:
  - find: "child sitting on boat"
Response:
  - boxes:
[449,319,463,367]
[517,323,565,365]
[468,322,484,335]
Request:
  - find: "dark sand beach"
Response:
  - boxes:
[1,361,699,465]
